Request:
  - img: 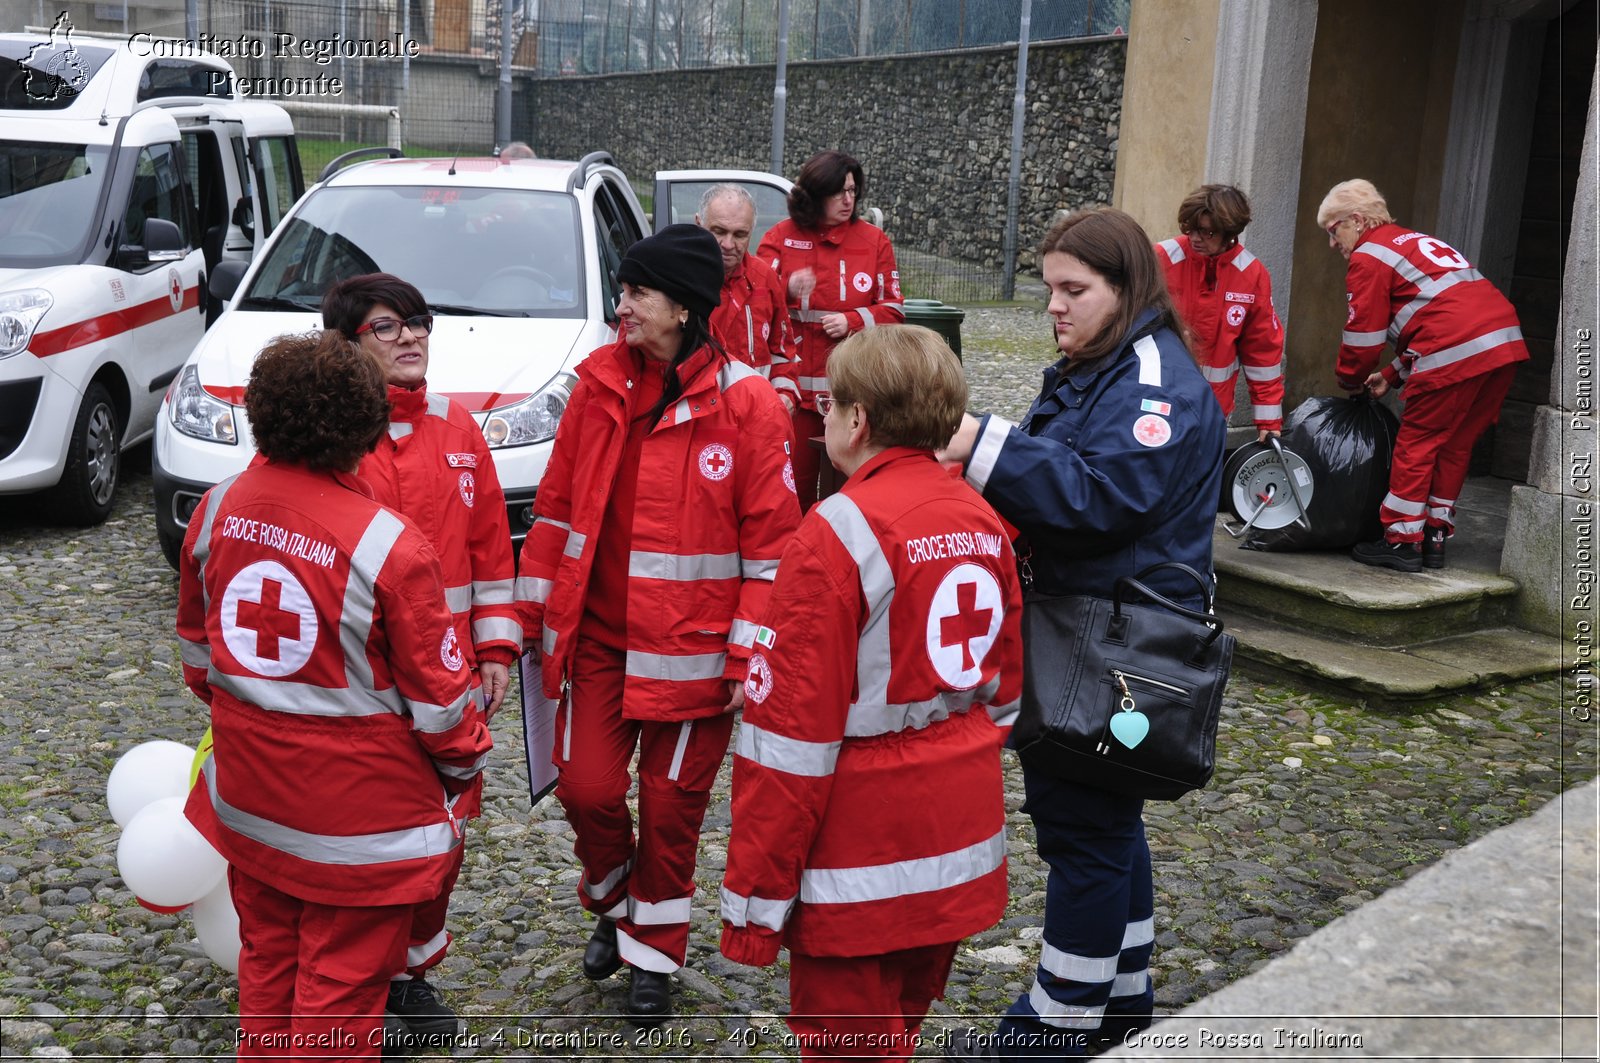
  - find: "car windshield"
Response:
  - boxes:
[0,140,112,267]
[240,184,584,318]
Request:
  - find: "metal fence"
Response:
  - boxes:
[534,0,1129,76]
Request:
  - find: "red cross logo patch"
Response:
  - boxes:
[744,652,775,704]
[167,268,184,312]
[925,564,1004,690]
[440,626,464,672]
[221,561,317,677]
[781,458,796,495]
[853,271,873,293]
[458,470,476,508]
[1132,413,1171,448]
[698,443,733,482]
[1226,305,1245,327]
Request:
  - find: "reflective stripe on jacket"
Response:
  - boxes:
[1156,236,1285,430]
[178,462,492,907]
[721,448,1022,962]
[757,217,904,408]
[711,255,801,401]
[1337,223,1529,394]
[516,338,801,720]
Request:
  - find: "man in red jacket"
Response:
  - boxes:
[181,330,492,1060]
[721,325,1023,1061]
[1155,184,1284,439]
[1318,178,1529,572]
[698,184,801,409]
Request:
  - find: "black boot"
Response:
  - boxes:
[385,977,458,1038]
[1422,525,1447,569]
[625,967,672,1025]
[1351,538,1422,573]
[582,917,622,980]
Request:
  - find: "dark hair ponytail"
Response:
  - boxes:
[643,313,728,425]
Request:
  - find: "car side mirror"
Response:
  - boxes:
[144,218,186,263]
[232,196,256,244]
[209,260,248,302]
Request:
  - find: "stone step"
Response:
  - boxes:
[1211,522,1520,644]
[1218,608,1567,701]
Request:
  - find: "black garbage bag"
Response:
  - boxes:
[1242,394,1400,552]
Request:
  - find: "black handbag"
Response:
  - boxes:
[1012,562,1234,800]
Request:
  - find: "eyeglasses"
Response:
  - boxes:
[816,394,844,415]
[834,184,858,200]
[1184,224,1220,240]
[1325,217,1351,239]
[355,314,433,341]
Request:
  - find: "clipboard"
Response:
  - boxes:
[519,655,560,805]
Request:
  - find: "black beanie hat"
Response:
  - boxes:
[617,223,723,319]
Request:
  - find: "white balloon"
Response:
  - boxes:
[190,874,241,974]
[107,741,196,827]
[117,796,226,907]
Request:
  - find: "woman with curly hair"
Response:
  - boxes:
[180,329,492,1060]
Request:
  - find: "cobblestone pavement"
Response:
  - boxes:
[1,306,1594,1060]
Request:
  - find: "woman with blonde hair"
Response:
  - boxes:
[1317,178,1528,572]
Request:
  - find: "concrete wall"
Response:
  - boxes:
[1110,0,1219,241]
[1502,64,1599,640]
[520,39,1126,275]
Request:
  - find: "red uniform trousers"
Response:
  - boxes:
[231,866,412,1062]
[398,672,486,980]
[555,637,736,972]
[791,406,827,512]
[788,942,961,1062]
[398,844,462,978]
[1380,364,1517,544]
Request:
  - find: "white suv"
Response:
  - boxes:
[152,152,792,567]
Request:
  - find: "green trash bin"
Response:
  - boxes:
[901,298,965,361]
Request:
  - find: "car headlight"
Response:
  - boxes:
[0,289,53,358]
[168,364,238,444]
[484,372,576,449]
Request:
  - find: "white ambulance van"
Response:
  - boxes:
[0,24,301,523]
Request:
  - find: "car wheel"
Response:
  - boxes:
[49,382,121,526]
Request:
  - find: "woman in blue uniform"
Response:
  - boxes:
[939,207,1226,1059]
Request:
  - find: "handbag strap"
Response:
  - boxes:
[1127,561,1215,612]
[1111,572,1227,649]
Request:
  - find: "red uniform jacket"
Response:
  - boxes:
[1338,223,1529,394]
[711,255,801,404]
[515,339,801,719]
[1156,236,1284,431]
[720,448,1023,963]
[758,217,904,408]
[179,462,492,908]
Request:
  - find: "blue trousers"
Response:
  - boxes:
[996,771,1155,1058]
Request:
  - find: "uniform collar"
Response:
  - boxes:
[580,337,720,399]
[387,382,430,420]
[723,256,749,287]
[849,446,937,482]
[1048,308,1162,393]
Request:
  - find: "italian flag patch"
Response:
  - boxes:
[1140,399,1172,416]
[754,626,777,649]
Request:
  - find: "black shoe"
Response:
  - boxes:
[940,1029,1000,1061]
[1352,538,1422,573]
[385,978,458,1038]
[582,917,622,980]
[1422,526,1447,569]
[624,967,672,1026]
[380,1012,413,1062]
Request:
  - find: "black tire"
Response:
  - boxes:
[157,516,184,571]
[49,382,120,526]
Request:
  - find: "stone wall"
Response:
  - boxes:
[519,38,1125,278]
